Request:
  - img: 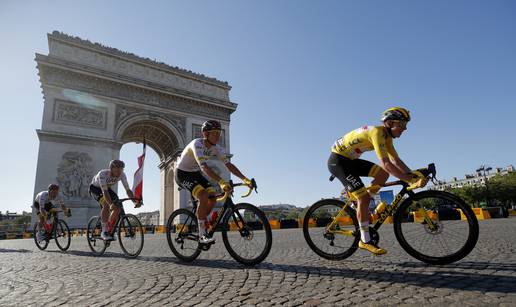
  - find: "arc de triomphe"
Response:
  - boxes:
[32,31,236,228]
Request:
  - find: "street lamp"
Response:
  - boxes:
[476,164,492,206]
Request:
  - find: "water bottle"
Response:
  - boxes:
[374,201,387,215]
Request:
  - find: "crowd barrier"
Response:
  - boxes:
[1,208,511,240]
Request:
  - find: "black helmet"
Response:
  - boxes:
[48,184,59,191]
[109,159,125,169]
[381,107,411,122]
[201,120,222,132]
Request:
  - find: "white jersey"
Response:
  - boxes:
[34,191,63,205]
[91,169,130,190]
[177,138,230,172]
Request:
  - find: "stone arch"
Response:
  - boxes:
[115,113,186,161]
[33,31,236,228]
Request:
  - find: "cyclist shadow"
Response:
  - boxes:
[397,260,516,273]
[47,249,139,259]
[177,258,516,294]
[0,248,32,253]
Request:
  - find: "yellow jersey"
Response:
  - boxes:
[331,126,398,160]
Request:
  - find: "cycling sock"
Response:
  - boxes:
[359,221,370,243]
[198,219,207,235]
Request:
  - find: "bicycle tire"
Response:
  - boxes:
[33,222,49,251]
[221,203,272,266]
[393,190,479,265]
[166,209,201,262]
[117,214,144,258]
[303,199,359,260]
[86,216,107,256]
[54,219,71,251]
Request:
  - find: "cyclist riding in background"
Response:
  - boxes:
[89,160,141,240]
[176,120,253,244]
[328,107,427,255]
[33,184,69,242]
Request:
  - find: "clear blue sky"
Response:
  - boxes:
[1,0,515,214]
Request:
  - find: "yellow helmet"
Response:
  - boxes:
[381,107,411,122]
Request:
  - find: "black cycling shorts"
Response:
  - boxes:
[327,152,381,198]
[89,185,120,207]
[175,169,215,198]
[34,201,54,214]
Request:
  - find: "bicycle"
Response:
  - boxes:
[86,198,144,258]
[33,208,71,252]
[303,163,479,265]
[166,179,272,266]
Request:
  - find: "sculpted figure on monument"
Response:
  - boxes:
[56,152,94,198]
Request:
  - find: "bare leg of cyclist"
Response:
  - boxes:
[196,190,215,244]
[357,193,387,255]
[100,200,113,240]
[37,214,46,241]
[109,206,121,232]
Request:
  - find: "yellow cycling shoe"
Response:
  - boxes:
[359,241,387,256]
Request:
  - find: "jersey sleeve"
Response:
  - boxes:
[215,145,230,164]
[192,139,209,166]
[36,193,46,209]
[121,172,130,191]
[385,137,399,159]
[370,127,391,160]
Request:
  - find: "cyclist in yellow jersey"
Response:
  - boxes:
[328,107,427,255]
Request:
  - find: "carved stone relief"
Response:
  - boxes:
[56,152,94,199]
[53,99,107,129]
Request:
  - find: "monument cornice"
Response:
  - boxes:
[36,54,237,111]
[37,130,123,149]
[36,58,234,121]
[48,31,231,90]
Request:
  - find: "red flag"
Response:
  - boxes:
[133,141,146,201]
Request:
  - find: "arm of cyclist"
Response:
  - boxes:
[379,157,413,182]
[391,157,411,174]
[36,194,46,217]
[200,164,232,192]
[225,162,252,186]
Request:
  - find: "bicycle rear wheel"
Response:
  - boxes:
[33,222,49,250]
[166,209,201,262]
[303,199,359,260]
[86,216,107,256]
[393,190,479,265]
[221,203,272,266]
[54,219,71,251]
[118,214,144,258]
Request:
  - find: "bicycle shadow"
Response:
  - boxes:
[172,258,516,294]
[397,260,516,273]
[0,248,32,253]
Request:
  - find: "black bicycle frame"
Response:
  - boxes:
[106,198,132,236]
[370,185,417,231]
[181,195,244,238]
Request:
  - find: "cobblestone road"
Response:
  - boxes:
[0,218,515,306]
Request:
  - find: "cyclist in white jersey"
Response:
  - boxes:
[33,184,69,242]
[176,120,253,244]
[89,160,141,240]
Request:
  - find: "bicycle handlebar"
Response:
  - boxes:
[215,178,258,202]
[380,163,437,188]
[115,198,143,208]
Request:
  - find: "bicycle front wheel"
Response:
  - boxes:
[86,216,107,256]
[33,222,49,251]
[393,190,479,265]
[54,219,71,251]
[166,209,201,262]
[303,199,359,260]
[222,203,272,266]
[118,214,144,258]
